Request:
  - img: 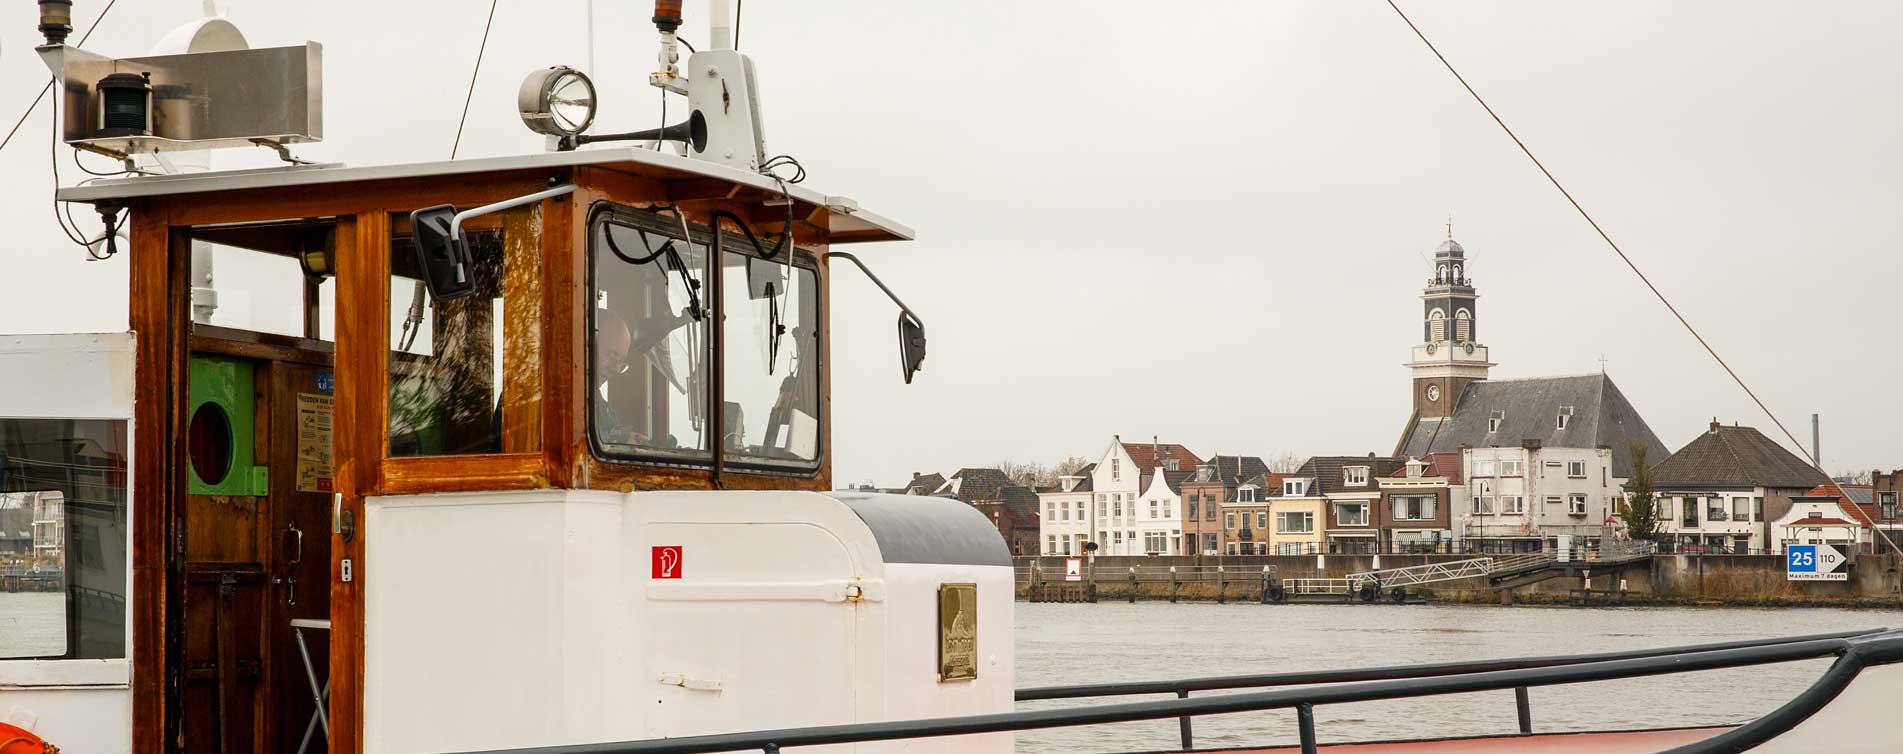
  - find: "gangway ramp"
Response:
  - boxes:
[1279,542,1655,602]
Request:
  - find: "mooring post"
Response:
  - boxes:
[1216,565,1226,604]
[1170,566,1179,603]
[1129,567,1137,603]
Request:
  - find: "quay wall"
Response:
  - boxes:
[1014,554,1903,606]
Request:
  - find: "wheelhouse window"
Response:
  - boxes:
[589,206,712,463]
[0,418,128,660]
[721,249,820,468]
[389,208,542,456]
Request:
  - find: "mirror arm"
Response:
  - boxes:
[827,252,922,328]
[450,184,578,243]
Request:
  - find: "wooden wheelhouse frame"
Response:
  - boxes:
[85,150,911,754]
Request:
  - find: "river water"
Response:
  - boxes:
[0,592,65,658]
[1014,602,1895,753]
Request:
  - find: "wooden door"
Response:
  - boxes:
[178,346,335,754]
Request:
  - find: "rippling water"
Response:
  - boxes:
[1014,602,1895,753]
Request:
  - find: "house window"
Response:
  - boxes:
[1657,497,1672,520]
[1046,502,1055,519]
[1336,503,1369,526]
[1203,533,1219,553]
[1149,500,1158,518]
[1112,500,1122,518]
[1706,497,1728,522]
[1225,512,1237,529]
[1187,499,1199,520]
[1395,496,1432,521]
[1239,487,1256,503]
[1732,497,1750,522]
[1144,531,1167,553]
[1502,495,1526,514]
[1473,496,1494,514]
[1112,458,1120,480]
[1500,460,1523,476]
[1557,406,1574,430]
[1257,512,1268,528]
[1163,500,1174,519]
[1474,460,1496,477]
[1206,498,1217,520]
[1277,511,1315,534]
[1568,494,1588,516]
[1682,498,1699,527]
[1487,410,1504,433]
[1345,466,1369,486]
[1046,535,1056,554]
[1881,493,1898,520]
[1567,460,1587,478]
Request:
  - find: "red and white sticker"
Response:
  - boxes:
[651,546,683,579]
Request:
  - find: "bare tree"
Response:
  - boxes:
[996,459,1048,488]
[1834,469,1873,485]
[1266,452,1305,473]
[1052,455,1091,478]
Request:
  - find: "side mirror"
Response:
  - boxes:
[409,205,477,300]
[898,312,926,384]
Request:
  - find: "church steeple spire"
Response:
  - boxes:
[1408,227,1493,419]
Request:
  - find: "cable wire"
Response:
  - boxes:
[734,0,744,50]
[1,0,121,155]
[1381,0,1890,553]
[450,0,502,159]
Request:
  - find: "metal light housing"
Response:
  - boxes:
[518,66,596,137]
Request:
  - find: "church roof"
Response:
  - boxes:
[1650,424,1829,490]
[1395,374,1669,478]
[1436,238,1465,256]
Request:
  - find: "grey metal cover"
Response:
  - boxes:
[827,491,1012,567]
[52,43,321,154]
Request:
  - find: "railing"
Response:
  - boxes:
[448,629,1901,754]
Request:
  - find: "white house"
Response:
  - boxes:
[1643,422,1831,553]
[1066,436,1202,556]
[1037,465,1094,556]
[1768,485,1871,555]
[1459,443,1619,552]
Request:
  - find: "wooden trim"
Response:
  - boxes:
[130,204,186,754]
[328,213,381,754]
[190,324,334,366]
[499,207,544,455]
[542,188,582,488]
[379,455,548,494]
[158,173,558,228]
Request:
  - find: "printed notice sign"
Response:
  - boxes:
[1787,544,1847,581]
[294,392,334,493]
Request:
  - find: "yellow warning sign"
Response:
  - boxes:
[295,392,334,493]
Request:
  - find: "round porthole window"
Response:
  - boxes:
[1426,385,1441,402]
[189,401,234,486]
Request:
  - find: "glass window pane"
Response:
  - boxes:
[1,418,128,660]
[722,253,820,466]
[590,209,713,461]
[389,207,542,456]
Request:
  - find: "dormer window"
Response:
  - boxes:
[1164,459,1179,472]
[1345,466,1369,486]
[1405,459,1425,478]
[1283,479,1307,497]
[1557,406,1574,430]
[1239,487,1256,503]
[1487,410,1504,434]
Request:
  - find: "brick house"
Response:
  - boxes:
[1376,453,1461,553]
[1179,455,1271,556]
[1310,455,1406,554]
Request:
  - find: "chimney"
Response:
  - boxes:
[1709,418,1720,433]
[1812,413,1821,466]
[1521,439,1542,450]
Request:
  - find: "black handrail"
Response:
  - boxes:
[445,629,1903,754]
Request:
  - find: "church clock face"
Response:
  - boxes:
[1426,385,1441,402]
[1463,342,1476,355]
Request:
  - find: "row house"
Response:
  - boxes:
[1645,422,1829,553]
[1179,455,1272,555]
[1219,488,1269,555]
[1037,435,1201,556]
[1874,470,1903,552]
[1318,456,1405,554]
[1376,453,1461,553]
[1038,464,1094,556]
[1461,442,1618,552]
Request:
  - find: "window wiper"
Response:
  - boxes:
[603,221,703,322]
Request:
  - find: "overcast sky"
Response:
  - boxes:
[2,1,1898,487]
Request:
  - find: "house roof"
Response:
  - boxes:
[1067,463,1097,492]
[1183,455,1271,486]
[1651,424,1830,490]
[1790,517,1857,527]
[1388,452,1464,484]
[1395,374,1669,478]
[1232,472,1288,502]
[1122,441,1204,475]
[999,485,1041,519]
[941,467,1012,503]
[1286,456,1405,496]
[1797,484,1877,526]
[902,472,946,496]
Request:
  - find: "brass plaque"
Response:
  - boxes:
[937,582,978,682]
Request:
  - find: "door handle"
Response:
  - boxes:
[285,522,304,566]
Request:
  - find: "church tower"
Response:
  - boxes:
[1408,228,1493,419]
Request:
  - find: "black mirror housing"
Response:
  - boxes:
[409,204,478,300]
[898,312,926,384]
